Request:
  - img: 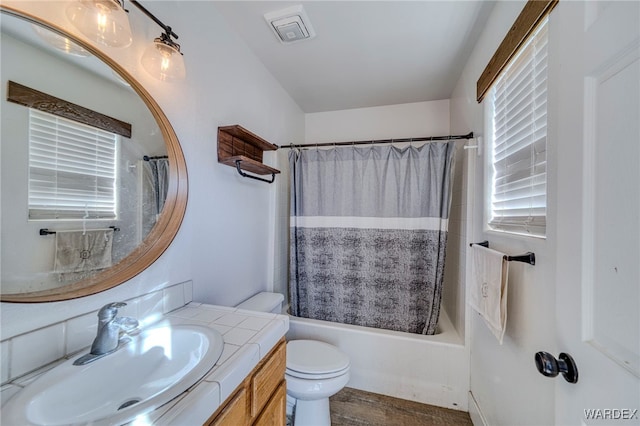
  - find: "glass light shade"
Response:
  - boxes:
[141,40,186,82]
[65,0,132,48]
[32,24,91,57]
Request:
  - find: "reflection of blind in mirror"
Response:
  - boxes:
[28,109,118,220]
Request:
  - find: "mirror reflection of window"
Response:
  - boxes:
[28,109,119,221]
[0,10,185,301]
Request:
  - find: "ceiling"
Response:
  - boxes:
[214,1,495,113]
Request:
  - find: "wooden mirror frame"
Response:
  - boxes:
[0,5,188,302]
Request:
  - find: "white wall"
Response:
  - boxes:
[1,1,303,348]
[169,1,305,308]
[305,100,450,143]
[450,2,557,425]
[442,136,471,339]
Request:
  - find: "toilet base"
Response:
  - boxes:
[293,397,330,426]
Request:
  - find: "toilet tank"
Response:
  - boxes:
[236,292,284,314]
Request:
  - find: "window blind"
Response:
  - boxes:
[489,18,548,237]
[28,109,118,220]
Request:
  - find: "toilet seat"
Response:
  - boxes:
[286,365,350,380]
[286,340,350,380]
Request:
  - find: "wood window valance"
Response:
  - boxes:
[6,81,132,138]
[476,0,558,103]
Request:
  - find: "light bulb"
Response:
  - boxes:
[141,38,186,82]
[32,24,91,57]
[66,0,132,48]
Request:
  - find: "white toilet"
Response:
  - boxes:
[237,292,351,426]
[285,339,350,425]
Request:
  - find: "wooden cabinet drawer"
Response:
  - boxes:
[251,340,286,417]
[253,380,286,426]
[205,338,286,425]
[208,386,248,426]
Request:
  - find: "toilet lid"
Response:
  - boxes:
[287,340,350,375]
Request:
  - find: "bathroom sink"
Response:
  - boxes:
[2,323,224,425]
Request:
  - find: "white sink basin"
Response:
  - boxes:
[2,323,224,425]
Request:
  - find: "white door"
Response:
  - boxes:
[553,1,640,424]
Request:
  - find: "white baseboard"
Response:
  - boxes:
[468,391,488,426]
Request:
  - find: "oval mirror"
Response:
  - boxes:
[0,7,188,302]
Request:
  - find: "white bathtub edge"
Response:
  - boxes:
[286,309,470,411]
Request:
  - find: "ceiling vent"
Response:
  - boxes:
[264,5,315,44]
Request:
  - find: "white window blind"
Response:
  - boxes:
[488,18,548,237]
[28,109,118,220]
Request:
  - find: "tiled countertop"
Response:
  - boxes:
[152,303,289,425]
[1,302,289,425]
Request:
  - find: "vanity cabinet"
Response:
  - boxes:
[207,338,286,425]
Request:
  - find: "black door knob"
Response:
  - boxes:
[534,351,579,383]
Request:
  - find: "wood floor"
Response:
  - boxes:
[329,387,473,426]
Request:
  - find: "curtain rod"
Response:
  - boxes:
[278,132,473,149]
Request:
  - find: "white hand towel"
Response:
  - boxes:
[54,229,114,273]
[469,245,509,344]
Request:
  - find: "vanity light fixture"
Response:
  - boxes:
[66,0,133,48]
[140,32,185,82]
[65,0,186,81]
[131,0,186,82]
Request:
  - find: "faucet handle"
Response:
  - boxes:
[97,302,127,319]
[114,316,140,334]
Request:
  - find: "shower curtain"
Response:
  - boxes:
[289,142,456,335]
[145,158,169,218]
[140,158,169,238]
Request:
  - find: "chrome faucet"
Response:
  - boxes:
[74,302,139,366]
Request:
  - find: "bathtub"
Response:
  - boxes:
[285,308,469,411]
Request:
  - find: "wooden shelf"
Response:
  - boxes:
[218,125,280,180]
[218,125,278,152]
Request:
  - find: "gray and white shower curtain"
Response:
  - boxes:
[145,158,169,217]
[289,142,456,335]
[140,158,169,238]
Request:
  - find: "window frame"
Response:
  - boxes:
[483,17,549,239]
